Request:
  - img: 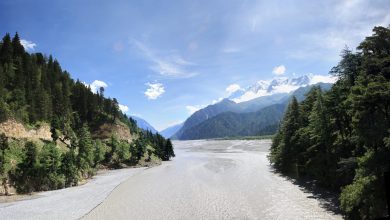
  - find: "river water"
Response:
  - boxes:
[84,140,342,220]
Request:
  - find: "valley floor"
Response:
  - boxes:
[85,140,342,220]
[0,167,146,220]
[0,140,342,220]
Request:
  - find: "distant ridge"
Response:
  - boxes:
[160,122,183,138]
[173,82,332,140]
[131,116,158,133]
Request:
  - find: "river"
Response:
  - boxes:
[84,140,342,220]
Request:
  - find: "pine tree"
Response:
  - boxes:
[15,141,40,193]
[61,149,78,187]
[39,142,64,190]
[270,96,301,172]
[0,33,13,64]
[0,134,10,195]
[305,89,336,186]
[11,32,25,58]
[163,139,175,161]
[77,123,94,177]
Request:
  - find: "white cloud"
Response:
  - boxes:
[20,39,36,51]
[173,56,195,66]
[132,40,198,78]
[225,84,241,95]
[309,74,338,84]
[145,82,165,100]
[272,65,286,75]
[118,104,129,113]
[88,80,108,93]
[287,1,390,61]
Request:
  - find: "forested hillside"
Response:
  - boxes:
[0,33,174,195]
[179,104,285,140]
[176,83,331,140]
[269,26,390,219]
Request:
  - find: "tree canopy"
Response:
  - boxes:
[0,32,175,194]
[269,26,390,219]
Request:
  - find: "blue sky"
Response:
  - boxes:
[1,0,389,130]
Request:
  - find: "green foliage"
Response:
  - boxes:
[38,142,65,190]
[269,26,390,219]
[0,134,10,194]
[108,135,131,166]
[61,149,79,187]
[180,104,286,140]
[14,141,40,193]
[93,139,106,166]
[269,97,301,173]
[0,32,173,195]
[77,124,94,177]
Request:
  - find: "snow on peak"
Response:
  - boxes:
[229,74,336,103]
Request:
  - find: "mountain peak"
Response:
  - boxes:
[229,74,335,103]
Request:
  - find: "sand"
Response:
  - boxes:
[84,140,342,220]
[0,167,145,220]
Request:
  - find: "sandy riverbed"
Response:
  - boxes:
[0,167,145,220]
[84,140,343,220]
[0,140,342,219]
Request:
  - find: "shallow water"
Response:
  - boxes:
[85,140,342,220]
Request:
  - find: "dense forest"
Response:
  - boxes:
[0,33,174,195]
[269,26,390,219]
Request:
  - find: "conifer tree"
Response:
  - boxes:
[77,124,94,176]
[0,134,10,195]
[15,141,40,193]
[0,33,13,64]
[11,32,25,57]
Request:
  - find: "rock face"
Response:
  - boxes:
[0,119,52,140]
[93,121,135,143]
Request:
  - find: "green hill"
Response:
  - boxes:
[179,104,285,140]
[0,33,174,195]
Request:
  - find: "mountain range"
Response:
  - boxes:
[160,123,184,138]
[173,74,333,140]
[130,116,158,133]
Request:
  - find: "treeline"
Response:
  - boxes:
[269,26,390,219]
[0,33,134,131]
[0,33,174,195]
[0,128,174,194]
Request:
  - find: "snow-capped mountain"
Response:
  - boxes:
[229,74,334,103]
